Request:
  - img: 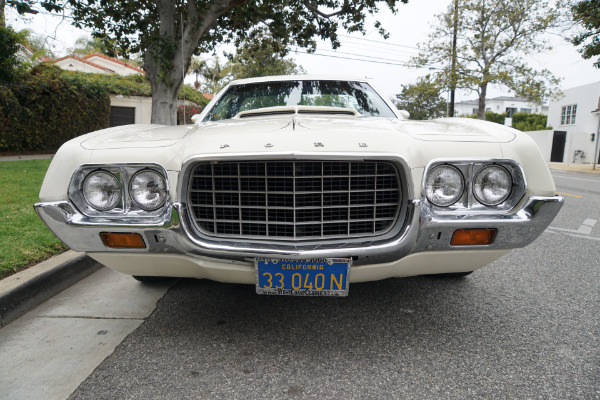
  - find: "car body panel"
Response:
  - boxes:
[36,75,563,292]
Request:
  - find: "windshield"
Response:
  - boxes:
[203,80,397,121]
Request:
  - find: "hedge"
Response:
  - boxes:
[466,111,550,131]
[511,112,551,131]
[62,71,211,108]
[0,66,110,152]
[0,64,211,152]
[177,104,207,125]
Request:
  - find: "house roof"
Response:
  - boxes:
[19,44,35,56]
[455,96,533,106]
[82,53,145,75]
[52,55,116,73]
[202,93,214,100]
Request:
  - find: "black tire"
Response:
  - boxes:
[132,275,172,283]
[428,271,473,278]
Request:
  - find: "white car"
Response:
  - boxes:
[36,75,563,296]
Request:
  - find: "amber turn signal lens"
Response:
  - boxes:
[451,229,496,246]
[100,232,146,249]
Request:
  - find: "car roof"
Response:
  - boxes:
[228,75,370,86]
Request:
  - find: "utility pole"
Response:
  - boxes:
[449,0,459,117]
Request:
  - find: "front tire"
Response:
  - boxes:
[428,271,473,278]
[133,275,172,283]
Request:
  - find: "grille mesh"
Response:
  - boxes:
[188,160,402,240]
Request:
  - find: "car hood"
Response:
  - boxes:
[80,124,194,150]
[80,115,513,171]
[179,115,515,152]
[79,116,515,152]
[400,117,516,143]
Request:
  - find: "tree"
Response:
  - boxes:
[201,56,232,94]
[189,56,207,90]
[569,0,600,68]
[394,75,448,120]
[68,36,111,56]
[228,28,305,80]
[16,28,55,60]
[0,25,23,82]
[54,0,409,125]
[414,0,562,120]
[1,0,62,28]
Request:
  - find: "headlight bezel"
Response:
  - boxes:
[423,159,526,212]
[68,164,169,218]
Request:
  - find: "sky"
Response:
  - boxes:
[6,1,599,103]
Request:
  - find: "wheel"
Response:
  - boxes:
[132,275,172,283]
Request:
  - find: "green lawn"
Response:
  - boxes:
[0,159,68,279]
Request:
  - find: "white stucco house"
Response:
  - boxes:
[454,96,548,117]
[525,81,600,165]
[52,53,153,126]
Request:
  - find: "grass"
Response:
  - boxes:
[0,159,68,279]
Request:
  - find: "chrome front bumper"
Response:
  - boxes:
[35,194,563,266]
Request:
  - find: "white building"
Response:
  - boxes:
[454,96,548,117]
[52,53,153,126]
[525,81,600,164]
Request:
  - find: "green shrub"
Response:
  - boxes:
[0,64,211,152]
[177,104,207,125]
[512,112,551,131]
[465,111,550,131]
[466,111,507,124]
[0,65,110,152]
[58,71,211,107]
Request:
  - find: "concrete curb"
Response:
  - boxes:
[0,251,103,327]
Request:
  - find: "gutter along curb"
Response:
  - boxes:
[0,251,103,327]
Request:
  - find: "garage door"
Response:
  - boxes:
[109,106,136,127]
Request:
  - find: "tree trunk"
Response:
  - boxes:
[477,82,487,120]
[149,77,181,125]
[0,0,6,28]
[143,0,234,125]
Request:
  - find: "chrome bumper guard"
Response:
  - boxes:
[35,195,563,266]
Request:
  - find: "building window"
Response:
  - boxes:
[561,104,577,125]
[506,107,518,117]
[520,108,531,114]
[472,108,478,114]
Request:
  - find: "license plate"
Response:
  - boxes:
[255,258,351,297]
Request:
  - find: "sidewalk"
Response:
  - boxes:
[0,154,54,162]
[547,162,600,174]
[0,267,173,400]
[0,251,102,326]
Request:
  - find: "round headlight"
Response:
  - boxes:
[425,165,465,207]
[82,171,121,211]
[473,165,512,206]
[129,170,167,211]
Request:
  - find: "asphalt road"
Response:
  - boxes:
[66,170,599,399]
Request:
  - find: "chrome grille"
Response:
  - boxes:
[187,160,402,240]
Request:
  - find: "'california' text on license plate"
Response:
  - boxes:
[255,258,351,296]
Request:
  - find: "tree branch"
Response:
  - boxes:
[302,0,346,18]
